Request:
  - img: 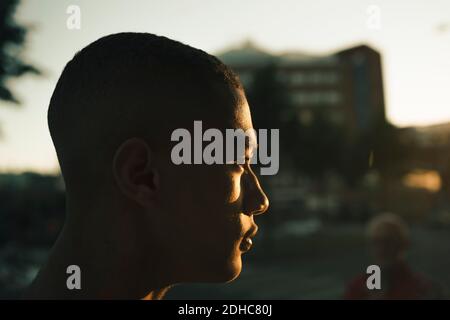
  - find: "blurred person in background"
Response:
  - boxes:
[344,212,442,299]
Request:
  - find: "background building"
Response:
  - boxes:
[219,42,386,137]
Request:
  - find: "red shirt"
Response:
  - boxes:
[344,262,436,300]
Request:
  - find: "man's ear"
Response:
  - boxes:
[112,138,160,208]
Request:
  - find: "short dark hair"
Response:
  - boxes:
[48,32,242,195]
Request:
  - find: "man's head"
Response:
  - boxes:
[367,212,410,266]
[48,33,269,288]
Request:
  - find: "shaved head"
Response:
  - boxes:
[48,32,243,198]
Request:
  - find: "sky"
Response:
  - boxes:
[0,0,450,173]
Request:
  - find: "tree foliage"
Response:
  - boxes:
[0,0,39,104]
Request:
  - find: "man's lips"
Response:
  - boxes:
[240,225,258,252]
[240,237,253,252]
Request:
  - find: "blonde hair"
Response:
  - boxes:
[367,212,410,243]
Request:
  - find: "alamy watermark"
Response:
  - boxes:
[366,264,381,290]
[366,4,381,30]
[66,264,81,290]
[66,5,81,30]
[170,121,279,175]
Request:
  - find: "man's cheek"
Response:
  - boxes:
[199,167,242,205]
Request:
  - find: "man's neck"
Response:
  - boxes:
[24,213,172,299]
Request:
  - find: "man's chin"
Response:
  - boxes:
[199,256,243,283]
[223,252,243,282]
[223,265,242,283]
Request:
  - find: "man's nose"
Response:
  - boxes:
[243,168,269,216]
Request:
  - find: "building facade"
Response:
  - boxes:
[218,42,386,137]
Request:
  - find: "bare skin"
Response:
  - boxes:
[25,88,269,299]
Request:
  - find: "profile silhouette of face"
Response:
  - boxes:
[150,88,269,283]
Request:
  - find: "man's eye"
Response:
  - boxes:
[236,158,252,171]
[234,157,250,164]
[225,156,251,169]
